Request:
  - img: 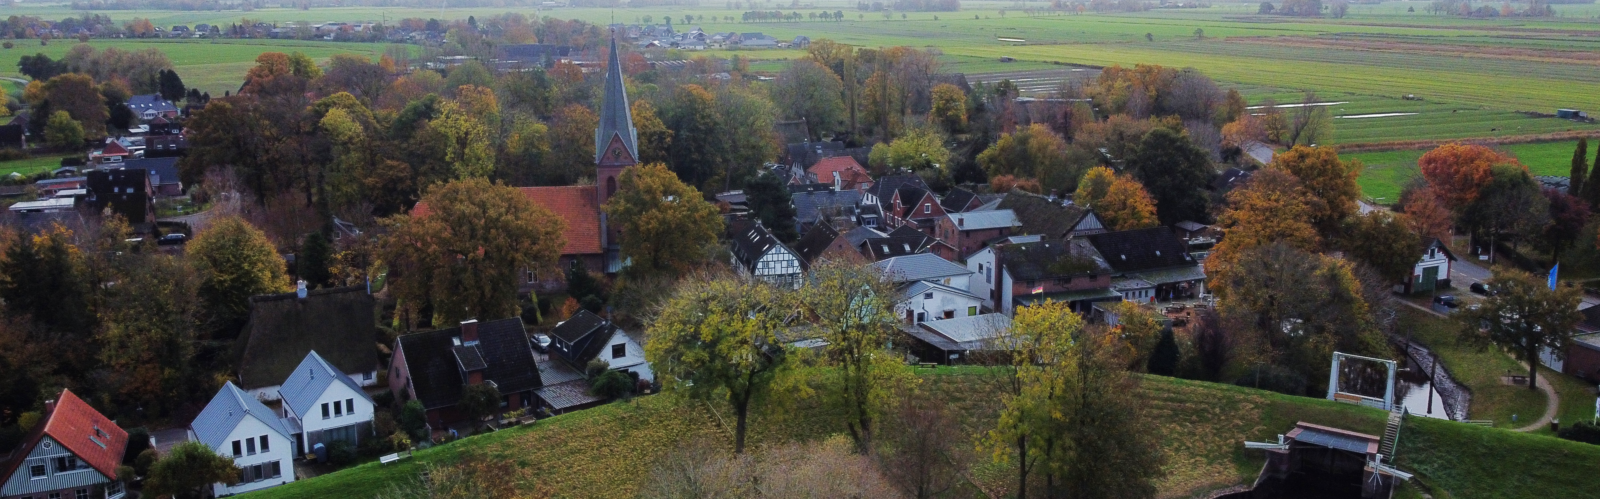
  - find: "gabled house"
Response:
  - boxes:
[874,253,979,324]
[807,156,873,193]
[0,390,128,499]
[933,209,1021,262]
[124,157,183,197]
[188,382,295,496]
[389,318,543,431]
[1085,227,1206,303]
[278,351,375,454]
[1397,238,1456,294]
[728,219,805,289]
[860,225,941,261]
[939,188,984,214]
[873,252,972,288]
[887,183,945,235]
[791,189,862,235]
[996,189,1105,239]
[549,309,652,381]
[88,140,129,166]
[238,285,378,403]
[900,313,1011,365]
[124,94,180,121]
[861,174,931,230]
[84,168,155,228]
[985,238,1116,314]
[794,221,859,268]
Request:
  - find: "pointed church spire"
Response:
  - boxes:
[595,32,639,165]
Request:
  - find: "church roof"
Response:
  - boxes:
[595,35,639,164]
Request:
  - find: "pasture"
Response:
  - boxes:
[1348,140,1586,202]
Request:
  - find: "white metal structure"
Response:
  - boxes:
[1327,351,1397,411]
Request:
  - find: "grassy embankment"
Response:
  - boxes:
[242,360,1599,499]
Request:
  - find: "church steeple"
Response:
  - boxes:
[595,34,638,167]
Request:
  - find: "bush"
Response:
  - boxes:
[373,409,398,438]
[326,440,357,466]
[1558,421,1600,445]
[359,434,393,457]
[590,370,634,399]
[400,400,428,441]
[372,390,395,409]
[0,148,27,161]
[134,448,158,476]
[115,465,136,483]
[1234,364,1310,396]
[1147,328,1180,376]
[585,359,611,378]
[122,427,151,464]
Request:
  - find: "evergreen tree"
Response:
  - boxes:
[1147,327,1180,376]
[297,230,333,288]
[157,69,186,103]
[1588,148,1600,208]
[744,172,799,243]
[1570,138,1588,198]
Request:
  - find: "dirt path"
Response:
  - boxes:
[1510,360,1560,433]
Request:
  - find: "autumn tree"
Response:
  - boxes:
[1460,268,1583,391]
[287,51,321,79]
[145,441,240,498]
[1216,243,1384,394]
[1097,175,1161,231]
[647,275,793,453]
[1419,143,1515,211]
[773,58,846,140]
[1268,145,1362,236]
[1125,127,1213,225]
[603,163,724,277]
[929,83,967,133]
[1585,148,1600,209]
[1073,166,1116,209]
[429,99,494,179]
[976,124,1079,194]
[547,104,599,185]
[30,73,108,139]
[42,110,82,149]
[1284,92,1332,146]
[665,84,722,188]
[188,216,288,336]
[0,224,96,370]
[1401,186,1454,243]
[880,389,968,499]
[799,260,911,454]
[631,100,673,166]
[1207,169,1321,287]
[713,84,781,189]
[1461,164,1548,259]
[1541,188,1590,263]
[1342,211,1425,284]
[96,254,202,416]
[383,177,565,327]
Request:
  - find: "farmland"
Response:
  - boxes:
[1350,140,1584,202]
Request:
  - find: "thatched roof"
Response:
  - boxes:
[237,286,377,389]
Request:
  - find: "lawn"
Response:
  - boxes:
[1399,307,1550,429]
[0,154,72,178]
[1397,416,1600,498]
[1349,140,1592,203]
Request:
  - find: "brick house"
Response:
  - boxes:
[933,209,1021,262]
[389,318,542,433]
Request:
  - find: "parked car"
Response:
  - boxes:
[1433,295,1461,308]
[532,333,551,352]
[157,233,187,245]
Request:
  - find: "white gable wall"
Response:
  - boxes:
[294,379,374,445]
[899,286,983,323]
[206,414,295,496]
[599,330,655,382]
[965,247,998,310]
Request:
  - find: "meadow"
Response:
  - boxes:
[1350,140,1584,202]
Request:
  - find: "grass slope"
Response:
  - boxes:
[1397,416,1600,498]
[1399,307,1550,429]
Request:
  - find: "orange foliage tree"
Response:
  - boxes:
[1206,169,1321,293]
[1418,143,1522,211]
[1267,145,1363,235]
[1097,175,1160,231]
[1402,186,1454,242]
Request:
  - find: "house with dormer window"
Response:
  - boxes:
[0,389,128,499]
[388,318,543,432]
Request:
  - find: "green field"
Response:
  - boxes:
[1350,140,1587,202]
[0,153,70,178]
[0,38,393,95]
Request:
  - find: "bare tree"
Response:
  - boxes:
[879,389,971,499]
[1286,91,1332,146]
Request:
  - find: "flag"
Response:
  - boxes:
[1550,264,1560,291]
[1032,286,1044,295]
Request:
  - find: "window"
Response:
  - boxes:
[246,437,256,455]
[233,440,243,456]
[612,343,626,359]
[924,292,934,300]
[968,306,978,316]
[269,461,282,479]
[334,401,343,417]
[915,312,926,323]
[364,371,374,381]
[321,403,330,419]
[48,493,59,499]
[106,481,124,497]
[54,456,85,473]
[345,399,354,415]
[923,203,931,214]
[259,435,270,452]
[75,489,87,499]
[29,463,45,478]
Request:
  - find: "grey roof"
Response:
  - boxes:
[940,188,979,213]
[919,313,1011,347]
[279,351,373,421]
[125,157,180,187]
[1291,424,1376,454]
[595,36,639,163]
[1174,221,1208,232]
[947,210,1021,231]
[534,379,604,410]
[190,382,291,449]
[996,190,1091,239]
[794,221,841,266]
[453,345,488,371]
[873,253,972,283]
[903,280,981,301]
[843,226,887,247]
[999,238,1110,281]
[238,286,376,390]
[792,189,862,226]
[126,94,178,114]
[1084,228,1196,273]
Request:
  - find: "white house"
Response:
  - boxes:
[189,382,295,496]
[549,309,654,383]
[965,235,1042,310]
[1397,238,1456,294]
[278,351,375,455]
[729,219,804,289]
[873,252,972,289]
[899,280,985,324]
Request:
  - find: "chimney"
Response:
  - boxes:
[833,171,841,190]
[296,280,307,299]
[460,319,479,345]
[45,399,56,414]
[958,215,965,228]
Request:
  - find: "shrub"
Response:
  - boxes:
[1558,421,1600,445]
[326,440,357,466]
[590,370,634,399]
[0,149,28,161]
[400,400,428,441]
[2,42,13,49]
[373,409,398,437]
[1147,328,1180,376]
[115,465,136,483]
[134,448,159,476]
[585,359,611,378]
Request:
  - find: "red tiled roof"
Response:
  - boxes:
[99,140,129,156]
[0,389,129,485]
[412,185,602,256]
[809,156,873,190]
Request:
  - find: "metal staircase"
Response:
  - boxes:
[1379,406,1405,458]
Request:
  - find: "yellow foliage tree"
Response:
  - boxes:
[603,163,724,277]
[1206,169,1321,295]
[1097,175,1160,231]
[1073,166,1116,208]
[1267,145,1362,236]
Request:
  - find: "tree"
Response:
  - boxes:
[428,100,494,179]
[1460,268,1583,391]
[1588,148,1600,209]
[1267,145,1362,236]
[188,216,288,336]
[1215,243,1384,393]
[880,388,968,499]
[547,104,599,185]
[1126,127,1213,225]
[1147,328,1179,376]
[1207,169,1321,287]
[458,383,502,428]
[647,275,792,453]
[1570,138,1588,198]
[1541,188,1590,263]
[929,83,967,133]
[1419,143,1514,211]
[399,400,428,441]
[773,59,845,140]
[744,172,799,243]
[298,230,333,288]
[1401,186,1454,243]
[1462,164,1548,261]
[1097,175,1160,231]
[666,85,723,188]
[1074,166,1117,209]
[157,68,185,103]
[631,100,673,166]
[97,254,203,418]
[1285,92,1332,146]
[287,51,322,79]
[976,124,1079,194]
[145,441,241,498]
[0,223,96,369]
[1343,211,1426,284]
[383,178,565,326]
[42,110,83,149]
[17,53,65,81]
[799,260,909,454]
[603,163,724,277]
[33,73,108,139]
